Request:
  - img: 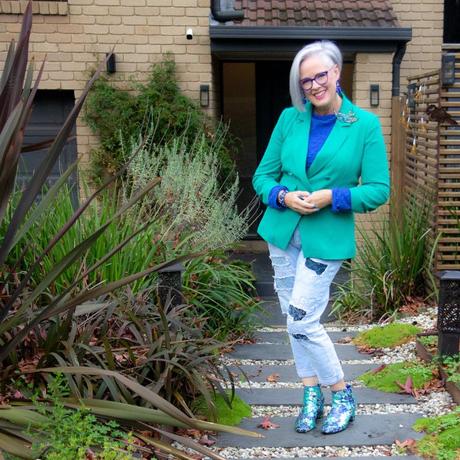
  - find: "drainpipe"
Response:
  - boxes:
[211,0,244,22]
[392,43,407,96]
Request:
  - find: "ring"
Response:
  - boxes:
[313,203,318,209]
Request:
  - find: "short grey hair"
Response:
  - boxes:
[289,40,343,112]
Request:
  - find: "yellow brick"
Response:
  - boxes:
[71,15,96,25]
[135,44,161,53]
[123,16,147,25]
[172,16,198,25]
[150,35,174,44]
[146,0,171,5]
[159,6,185,15]
[46,33,72,44]
[123,34,149,44]
[72,33,98,44]
[109,25,135,35]
[94,0,120,4]
[96,16,122,25]
[108,6,134,15]
[147,15,172,25]
[84,24,109,34]
[82,5,109,15]
[58,2,68,15]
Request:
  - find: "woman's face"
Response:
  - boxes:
[299,54,340,114]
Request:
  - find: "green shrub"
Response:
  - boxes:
[413,407,460,460]
[193,392,252,426]
[31,374,136,460]
[183,253,262,339]
[333,194,438,321]
[353,323,421,348]
[358,361,435,393]
[84,56,236,183]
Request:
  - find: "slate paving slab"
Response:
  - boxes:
[236,387,418,405]
[230,343,368,361]
[227,363,377,383]
[216,413,423,448]
[254,299,344,326]
[232,457,423,460]
[253,330,358,344]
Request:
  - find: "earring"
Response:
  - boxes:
[336,80,342,95]
[302,96,307,104]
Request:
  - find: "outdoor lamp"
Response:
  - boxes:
[200,84,209,107]
[407,82,416,110]
[370,84,379,107]
[441,54,456,86]
[106,53,116,74]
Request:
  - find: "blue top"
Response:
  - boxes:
[268,111,351,211]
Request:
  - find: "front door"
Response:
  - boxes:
[222,60,291,237]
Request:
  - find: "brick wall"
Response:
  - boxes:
[0,0,214,167]
[392,0,444,89]
[352,53,393,238]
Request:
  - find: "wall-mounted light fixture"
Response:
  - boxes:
[441,53,456,86]
[370,84,380,107]
[200,84,209,107]
[106,53,116,74]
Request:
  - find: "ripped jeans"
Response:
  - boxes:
[268,228,345,385]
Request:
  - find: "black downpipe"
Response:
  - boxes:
[392,43,407,96]
[211,0,244,22]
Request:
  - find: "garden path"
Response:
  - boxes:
[216,254,424,460]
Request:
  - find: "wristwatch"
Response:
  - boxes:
[278,189,288,208]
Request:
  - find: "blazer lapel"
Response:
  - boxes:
[291,103,311,186]
[307,95,356,179]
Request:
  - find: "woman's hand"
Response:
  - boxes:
[284,189,332,214]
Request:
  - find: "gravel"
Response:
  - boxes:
[209,306,451,460]
[249,390,453,417]
[214,444,402,458]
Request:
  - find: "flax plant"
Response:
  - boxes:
[333,193,438,321]
[0,4,260,458]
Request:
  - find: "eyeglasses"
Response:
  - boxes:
[300,66,335,92]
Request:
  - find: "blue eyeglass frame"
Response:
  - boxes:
[300,66,335,92]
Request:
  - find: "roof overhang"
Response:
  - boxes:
[210,26,412,60]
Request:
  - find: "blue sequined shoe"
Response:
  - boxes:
[321,384,356,434]
[295,385,324,433]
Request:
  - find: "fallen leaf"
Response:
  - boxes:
[395,438,417,450]
[199,434,216,447]
[370,364,387,374]
[266,373,280,383]
[258,416,280,430]
[395,376,415,396]
[337,335,353,344]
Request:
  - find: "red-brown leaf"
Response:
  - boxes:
[199,434,216,447]
[258,416,280,430]
[266,373,280,383]
[370,364,387,374]
[337,335,353,344]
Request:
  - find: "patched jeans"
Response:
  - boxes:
[268,228,345,385]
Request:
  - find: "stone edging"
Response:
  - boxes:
[0,1,68,16]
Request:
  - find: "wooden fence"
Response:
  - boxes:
[401,55,460,270]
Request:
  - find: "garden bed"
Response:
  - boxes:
[415,332,460,404]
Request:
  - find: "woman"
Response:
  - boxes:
[252,40,389,435]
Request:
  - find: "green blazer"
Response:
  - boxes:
[252,95,390,260]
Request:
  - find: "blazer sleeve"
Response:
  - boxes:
[252,109,289,205]
[350,114,390,213]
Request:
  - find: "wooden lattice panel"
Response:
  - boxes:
[406,57,460,270]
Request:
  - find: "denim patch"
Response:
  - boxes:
[274,276,295,290]
[292,333,309,341]
[288,304,306,321]
[305,258,327,275]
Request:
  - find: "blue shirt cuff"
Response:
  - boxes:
[331,188,351,213]
[268,185,289,209]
